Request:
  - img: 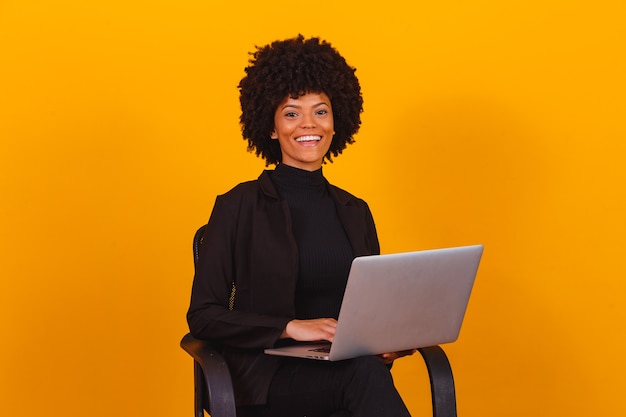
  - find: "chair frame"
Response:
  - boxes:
[181,225,458,417]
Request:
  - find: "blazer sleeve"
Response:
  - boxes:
[186,194,290,350]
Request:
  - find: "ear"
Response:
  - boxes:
[270,128,278,139]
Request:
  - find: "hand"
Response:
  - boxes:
[281,318,337,343]
[377,349,417,365]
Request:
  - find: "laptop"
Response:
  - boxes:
[264,244,483,361]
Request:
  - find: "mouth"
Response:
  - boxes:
[295,135,322,143]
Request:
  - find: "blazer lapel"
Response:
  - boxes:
[329,186,372,257]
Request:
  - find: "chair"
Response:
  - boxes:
[181,225,458,417]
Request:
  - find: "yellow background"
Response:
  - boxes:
[1,1,625,416]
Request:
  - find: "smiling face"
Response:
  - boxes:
[270,92,335,171]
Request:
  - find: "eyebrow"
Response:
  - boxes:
[280,101,330,110]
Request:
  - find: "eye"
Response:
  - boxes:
[316,109,328,116]
[285,111,298,118]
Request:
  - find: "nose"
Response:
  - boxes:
[300,112,316,128]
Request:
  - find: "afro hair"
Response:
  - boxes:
[238,35,363,166]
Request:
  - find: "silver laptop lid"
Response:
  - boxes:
[329,245,483,361]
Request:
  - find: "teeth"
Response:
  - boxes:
[296,135,321,142]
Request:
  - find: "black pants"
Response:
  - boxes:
[237,356,411,417]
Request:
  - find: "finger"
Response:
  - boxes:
[322,318,338,328]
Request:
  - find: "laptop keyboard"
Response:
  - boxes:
[308,346,331,353]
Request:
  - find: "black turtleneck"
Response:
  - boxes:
[270,164,354,320]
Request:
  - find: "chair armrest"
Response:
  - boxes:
[180,333,237,417]
[418,345,457,417]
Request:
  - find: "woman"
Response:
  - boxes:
[187,35,413,417]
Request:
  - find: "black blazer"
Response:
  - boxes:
[187,169,380,405]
